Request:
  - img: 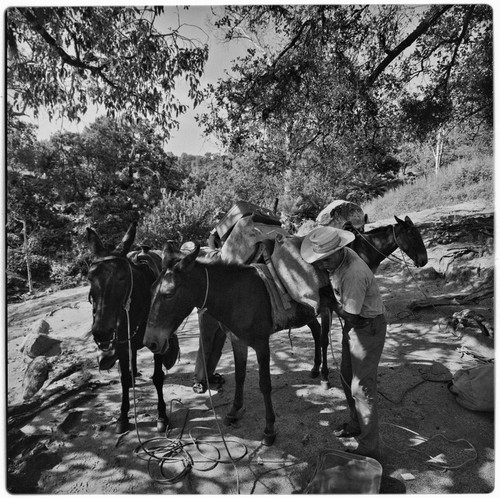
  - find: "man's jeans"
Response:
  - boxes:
[341,314,387,458]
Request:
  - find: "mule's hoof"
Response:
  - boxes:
[156,418,167,433]
[115,419,130,434]
[261,429,277,446]
[310,369,320,379]
[320,380,331,390]
[224,407,245,426]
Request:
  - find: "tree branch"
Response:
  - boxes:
[441,5,475,92]
[366,4,454,87]
[19,8,100,72]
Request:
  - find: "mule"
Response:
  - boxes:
[143,243,334,446]
[349,215,428,273]
[87,221,177,434]
[309,215,428,384]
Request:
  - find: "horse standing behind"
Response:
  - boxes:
[87,222,177,434]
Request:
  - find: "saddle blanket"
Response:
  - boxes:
[252,263,297,332]
[271,234,329,313]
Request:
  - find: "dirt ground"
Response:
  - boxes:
[5,203,495,494]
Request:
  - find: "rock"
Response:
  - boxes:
[21,333,62,358]
[31,319,51,335]
[22,357,51,399]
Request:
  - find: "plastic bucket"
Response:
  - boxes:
[306,449,382,494]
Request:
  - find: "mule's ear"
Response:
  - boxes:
[177,243,200,272]
[364,213,369,224]
[394,216,404,226]
[86,227,106,256]
[162,242,177,270]
[404,216,414,226]
[115,221,137,256]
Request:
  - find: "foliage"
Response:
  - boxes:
[7,7,208,131]
[201,5,492,191]
[362,154,494,221]
[7,251,52,280]
[139,192,217,247]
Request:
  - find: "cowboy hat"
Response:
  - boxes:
[301,226,355,263]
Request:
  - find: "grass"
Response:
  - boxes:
[362,154,494,222]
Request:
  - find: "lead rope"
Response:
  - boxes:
[354,225,431,303]
[127,264,245,485]
[197,267,242,494]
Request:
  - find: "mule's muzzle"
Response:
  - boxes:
[144,335,170,356]
[98,348,118,371]
[93,333,118,370]
[416,254,428,267]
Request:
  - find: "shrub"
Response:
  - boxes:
[139,191,217,247]
[7,250,51,280]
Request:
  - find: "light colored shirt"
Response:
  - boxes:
[327,247,385,318]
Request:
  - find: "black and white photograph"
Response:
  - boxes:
[5,3,494,494]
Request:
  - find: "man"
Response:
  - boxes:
[301,226,387,460]
[180,241,227,393]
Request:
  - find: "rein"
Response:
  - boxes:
[352,225,405,264]
[354,225,431,302]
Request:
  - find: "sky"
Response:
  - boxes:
[31,5,252,156]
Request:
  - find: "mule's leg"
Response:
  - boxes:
[116,353,132,434]
[152,354,168,433]
[308,319,322,378]
[131,348,140,378]
[319,310,331,389]
[224,337,248,426]
[255,340,276,446]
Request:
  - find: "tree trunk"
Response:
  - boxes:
[434,130,444,175]
[21,219,33,294]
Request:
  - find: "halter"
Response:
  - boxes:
[351,224,405,264]
[89,254,137,347]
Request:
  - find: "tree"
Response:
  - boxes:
[201,5,492,188]
[7,7,208,133]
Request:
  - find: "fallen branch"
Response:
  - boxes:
[7,379,111,430]
[408,286,494,311]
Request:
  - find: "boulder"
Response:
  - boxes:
[20,319,61,358]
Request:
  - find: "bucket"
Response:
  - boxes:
[306,449,382,494]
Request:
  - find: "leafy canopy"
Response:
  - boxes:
[203,5,492,157]
[7,7,209,133]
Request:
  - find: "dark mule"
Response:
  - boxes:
[350,215,428,273]
[87,222,177,434]
[144,244,330,446]
[309,215,428,384]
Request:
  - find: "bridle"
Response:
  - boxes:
[88,255,138,349]
[351,224,406,265]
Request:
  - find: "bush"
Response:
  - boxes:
[139,191,217,247]
[7,250,51,280]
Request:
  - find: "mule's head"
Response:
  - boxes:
[394,216,428,268]
[86,222,137,360]
[144,242,201,355]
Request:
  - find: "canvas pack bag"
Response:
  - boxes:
[449,364,494,412]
